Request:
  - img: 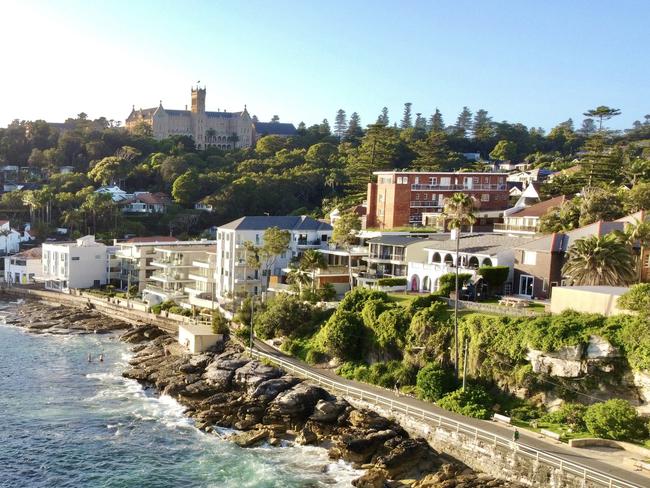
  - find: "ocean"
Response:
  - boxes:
[0,315,360,487]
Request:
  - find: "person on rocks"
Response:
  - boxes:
[513,428,520,443]
[394,380,400,396]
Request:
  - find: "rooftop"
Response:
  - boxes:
[423,233,531,255]
[367,235,446,246]
[373,170,505,176]
[553,285,630,295]
[11,247,42,259]
[508,195,567,218]
[219,215,332,232]
[253,122,297,136]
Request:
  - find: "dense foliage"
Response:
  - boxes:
[583,399,647,441]
[437,385,494,419]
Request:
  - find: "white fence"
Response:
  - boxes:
[249,348,643,488]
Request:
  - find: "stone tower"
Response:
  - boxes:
[191,86,206,113]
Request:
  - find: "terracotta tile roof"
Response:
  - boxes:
[122,192,171,205]
[12,247,42,259]
[509,195,567,218]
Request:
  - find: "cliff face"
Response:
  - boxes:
[121,325,521,488]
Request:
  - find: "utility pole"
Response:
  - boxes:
[126,266,131,309]
[454,231,460,378]
[462,338,469,391]
[249,291,254,353]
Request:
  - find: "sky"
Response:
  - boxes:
[1,0,648,131]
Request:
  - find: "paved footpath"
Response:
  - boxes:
[254,340,650,488]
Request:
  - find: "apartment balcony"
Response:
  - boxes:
[188,270,215,283]
[411,183,507,191]
[493,223,539,234]
[143,285,185,299]
[234,275,261,284]
[151,259,191,268]
[367,253,405,262]
[296,239,326,248]
[150,272,193,283]
[314,265,352,276]
[410,201,443,208]
[192,257,216,269]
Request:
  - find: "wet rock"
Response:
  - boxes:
[229,429,270,447]
[374,438,437,478]
[352,467,390,488]
[296,425,318,445]
[331,430,399,464]
[251,376,301,400]
[310,399,348,423]
[268,382,330,419]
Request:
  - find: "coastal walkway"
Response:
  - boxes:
[251,339,649,488]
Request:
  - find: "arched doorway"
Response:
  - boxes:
[432,252,441,263]
[444,254,454,266]
[482,257,493,267]
[410,275,420,291]
[468,256,479,269]
[423,276,431,291]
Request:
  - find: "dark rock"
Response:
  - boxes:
[229,429,270,447]
[268,383,330,419]
[233,362,282,390]
[251,376,301,400]
[310,399,348,423]
[296,425,318,445]
[352,467,390,488]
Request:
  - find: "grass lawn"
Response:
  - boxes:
[478,298,547,311]
[387,293,419,305]
[513,419,592,442]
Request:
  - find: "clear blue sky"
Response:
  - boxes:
[1,0,648,131]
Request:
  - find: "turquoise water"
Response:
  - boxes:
[0,317,359,487]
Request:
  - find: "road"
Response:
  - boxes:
[253,339,650,488]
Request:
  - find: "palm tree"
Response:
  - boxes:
[299,250,327,293]
[441,193,477,378]
[286,265,312,295]
[613,218,650,282]
[562,234,636,286]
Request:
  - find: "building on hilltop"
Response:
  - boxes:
[366,171,510,230]
[126,87,255,150]
[252,121,297,139]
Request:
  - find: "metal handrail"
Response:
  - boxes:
[249,348,643,488]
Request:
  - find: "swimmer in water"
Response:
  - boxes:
[99,353,104,362]
[87,353,92,363]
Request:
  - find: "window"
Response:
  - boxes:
[542,279,548,292]
[523,251,537,265]
[644,254,650,268]
[473,177,479,184]
[71,257,80,261]
[429,177,437,185]
[481,194,490,202]
[378,194,384,203]
[414,176,420,184]
[415,193,420,200]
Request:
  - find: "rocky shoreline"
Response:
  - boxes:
[3,299,518,487]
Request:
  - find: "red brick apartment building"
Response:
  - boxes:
[366,171,509,229]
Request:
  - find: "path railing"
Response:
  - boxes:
[249,347,643,488]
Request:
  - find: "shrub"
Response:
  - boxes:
[372,307,411,350]
[542,403,588,430]
[317,283,337,302]
[339,288,389,313]
[234,325,251,344]
[584,399,647,441]
[151,304,162,315]
[438,273,472,297]
[361,299,390,329]
[337,360,417,389]
[510,404,544,422]
[477,266,510,295]
[376,277,408,287]
[618,283,650,319]
[314,309,364,360]
[416,363,456,402]
[406,293,444,315]
[211,310,229,335]
[305,349,325,365]
[253,294,315,339]
[437,385,494,419]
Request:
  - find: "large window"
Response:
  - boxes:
[523,251,537,265]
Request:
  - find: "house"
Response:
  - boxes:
[512,220,624,299]
[359,235,448,288]
[366,171,509,229]
[215,215,333,302]
[0,220,22,256]
[495,195,567,236]
[59,166,75,174]
[121,192,171,214]
[329,204,366,227]
[407,233,525,294]
[4,247,42,284]
[194,199,214,212]
[142,242,216,306]
[95,185,132,202]
[39,235,110,292]
[506,168,553,187]
[614,210,650,282]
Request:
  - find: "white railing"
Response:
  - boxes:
[249,347,643,488]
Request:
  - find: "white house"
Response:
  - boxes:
[407,233,526,294]
[495,195,567,236]
[194,199,214,212]
[215,215,333,302]
[40,235,110,292]
[0,220,22,256]
[95,185,131,202]
[121,192,171,214]
[4,247,42,284]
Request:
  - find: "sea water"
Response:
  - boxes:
[0,319,360,487]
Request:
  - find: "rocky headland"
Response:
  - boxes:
[2,299,518,487]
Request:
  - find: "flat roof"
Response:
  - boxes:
[373,171,505,176]
[553,286,630,295]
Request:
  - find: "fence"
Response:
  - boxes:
[444,298,545,317]
[249,347,643,488]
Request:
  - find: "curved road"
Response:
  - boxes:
[253,339,650,488]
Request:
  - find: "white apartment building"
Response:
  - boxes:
[0,220,23,256]
[215,216,333,302]
[4,247,42,284]
[40,236,110,292]
[113,236,178,292]
[141,242,216,306]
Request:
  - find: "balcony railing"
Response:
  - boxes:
[297,239,324,247]
[411,183,507,191]
[151,272,193,283]
[367,253,405,261]
[410,201,443,208]
[493,223,539,233]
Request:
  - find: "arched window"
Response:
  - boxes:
[468,256,479,269]
[423,276,431,291]
[444,253,454,266]
[432,252,441,263]
[482,257,493,267]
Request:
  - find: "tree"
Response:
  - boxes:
[211,309,229,335]
[314,309,363,360]
[331,211,361,288]
[578,187,624,226]
[299,249,327,293]
[258,226,291,293]
[583,106,622,131]
[584,399,646,440]
[442,193,476,377]
[271,115,280,123]
[255,135,286,157]
[437,385,493,419]
[579,118,597,136]
[618,283,650,319]
[319,119,331,136]
[334,109,347,141]
[539,200,580,233]
[345,112,363,142]
[453,106,473,137]
[580,136,620,186]
[614,218,650,282]
[477,266,510,296]
[376,107,389,126]
[88,156,127,185]
[172,169,200,205]
[562,234,636,286]
[472,109,494,141]
[400,102,413,129]
[416,363,456,402]
[429,109,445,133]
[489,140,517,161]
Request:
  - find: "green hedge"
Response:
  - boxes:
[376,277,408,287]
